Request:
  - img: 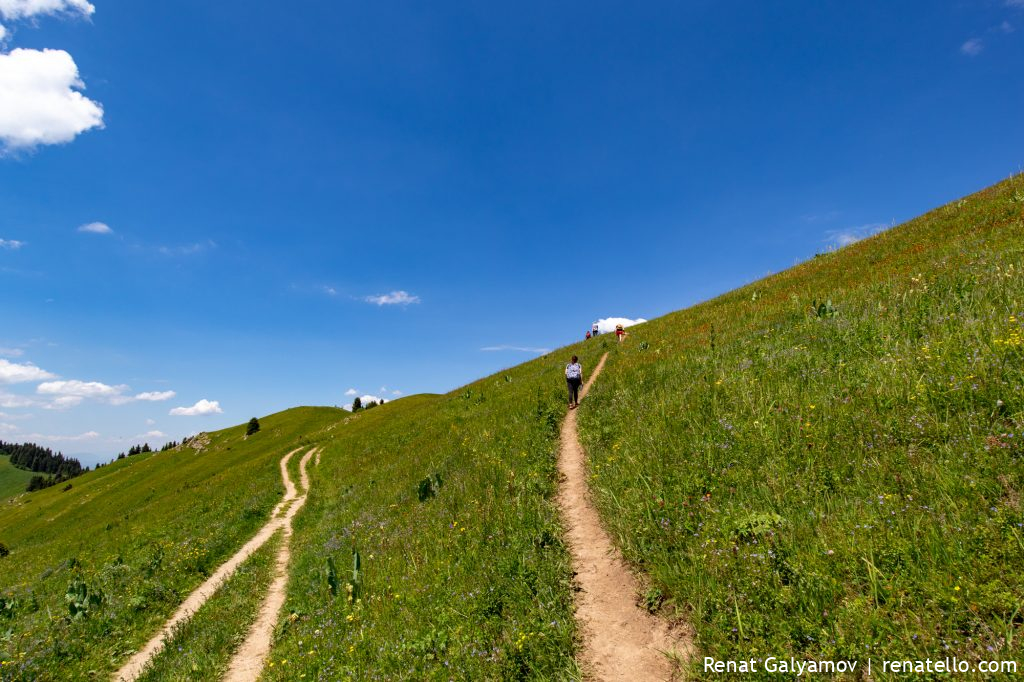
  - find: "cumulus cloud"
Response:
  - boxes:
[343,394,385,411]
[0,238,24,249]
[145,418,156,425]
[0,48,104,152]
[0,358,56,383]
[960,38,984,56]
[170,399,223,416]
[593,317,647,334]
[344,388,359,396]
[480,345,551,354]
[364,290,420,306]
[825,222,888,248]
[77,221,112,234]
[44,395,81,409]
[0,0,95,21]
[37,378,127,398]
[134,390,175,402]
[0,346,24,357]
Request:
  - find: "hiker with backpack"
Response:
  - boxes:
[566,355,583,409]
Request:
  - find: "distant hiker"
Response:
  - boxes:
[592,323,600,336]
[566,355,583,409]
[615,323,626,342]
[585,331,592,340]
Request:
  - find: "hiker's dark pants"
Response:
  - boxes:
[567,377,582,405]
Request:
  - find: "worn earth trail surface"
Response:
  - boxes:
[222,446,318,681]
[558,352,692,681]
[113,446,319,682]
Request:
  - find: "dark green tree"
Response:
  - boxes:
[246,417,261,436]
[351,397,362,412]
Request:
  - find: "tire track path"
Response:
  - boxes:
[557,353,692,680]
[222,446,318,681]
[114,446,317,682]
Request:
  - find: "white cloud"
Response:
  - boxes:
[142,430,165,438]
[158,240,216,256]
[44,395,81,409]
[0,410,31,419]
[77,221,112,234]
[391,389,403,396]
[37,378,126,398]
[960,38,984,56]
[593,317,647,334]
[825,222,888,248]
[145,418,156,426]
[8,428,100,442]
[0,238,24,249]
[134,390,175,402]
[170,399,223,416]
[0,0,95,21]
[364,290,420,306]
[0,48,104,152]
[1007,0,1024,8]
[343,394,385,411]
[0,24,7,41]
[0,346,24,357]
[998,20,1015,33]
[0,358,56,383]
[0,390,34,407]
[480,345,552,354]
[344,388,359,396]
[323,286,338,296]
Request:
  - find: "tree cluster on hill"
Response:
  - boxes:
[0,440,85,492]
[351,398,384,413]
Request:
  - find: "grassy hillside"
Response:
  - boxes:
[2,176,1020,680]
[260,347,606,680]
[0,455,34,502]
[577,175,1024,675]
[0,406,344,680]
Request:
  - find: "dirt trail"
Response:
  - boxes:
[113,446,314,682]
[558,353,692,681]
[222,446,317,681]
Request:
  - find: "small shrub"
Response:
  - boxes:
[417,473,444,502]
[0,542,8,558]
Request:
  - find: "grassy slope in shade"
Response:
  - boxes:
[0,455,34,502]
[577,176,1024,677]
[261,346,605,681]
[0,406,343,681]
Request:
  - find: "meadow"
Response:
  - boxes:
[577,175,1024,677]
[0,455,34,503]
[0,407,343,680]
[259,345,604,681]
[2,177,1021,680]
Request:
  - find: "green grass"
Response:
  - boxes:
[2,177,1021,680]
[0,406,344,681]
[577,175,1024,677]
[0,455,34,502]
[136,531,282,682]
[260,349,604,681]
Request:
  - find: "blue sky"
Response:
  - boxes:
[2,1,1023,465]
